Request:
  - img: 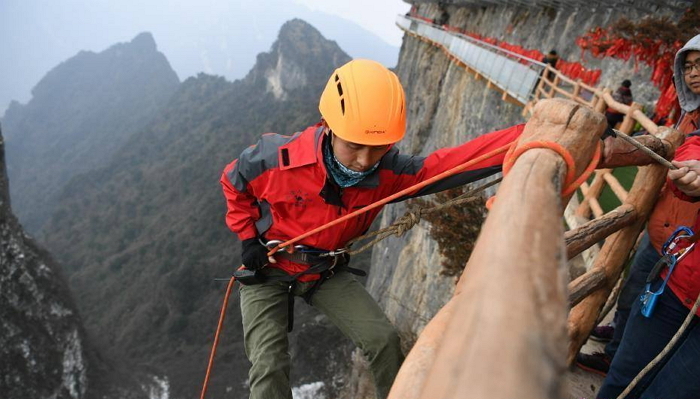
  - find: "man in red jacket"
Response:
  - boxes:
[220,59,523,399]
[593,34,700,399]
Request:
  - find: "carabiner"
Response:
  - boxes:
[641,226,695,318]
[662,226,695,256]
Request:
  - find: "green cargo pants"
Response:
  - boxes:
[239,268,404,399]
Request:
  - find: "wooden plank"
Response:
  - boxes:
[575,170,609,218]
[603,173,628,202]
[409,99,606,399]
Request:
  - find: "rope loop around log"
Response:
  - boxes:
[486,140,602,209]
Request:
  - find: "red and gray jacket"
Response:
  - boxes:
[221,123,524,280]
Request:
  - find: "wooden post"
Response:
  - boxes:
[595,88,612,114]
[404,99,606,399]
[549,75,560,98]
[387,298,457,399]
[619,102,642,134]
[572,81,582,98]
[575,169,611,219]
[566,126,684,365]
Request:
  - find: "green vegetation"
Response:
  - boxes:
[2,32,179,233]
[411,187,486,277]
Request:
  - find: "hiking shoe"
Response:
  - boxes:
[590,325,615,343]
[576,352,611,377]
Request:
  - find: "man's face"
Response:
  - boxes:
[331,133,390,172]
[684,50,700,95]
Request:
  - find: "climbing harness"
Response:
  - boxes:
[620,228,700,399]
[639,226,695,318]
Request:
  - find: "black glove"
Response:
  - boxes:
[602,126,618,140]
[241,238,269,270]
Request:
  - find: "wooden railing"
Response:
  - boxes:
[527,66,684,365]
[388,97,682,399]
[385,60,684,399]
[392,16,684,397]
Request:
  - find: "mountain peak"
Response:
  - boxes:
[129,32,158,52]
[246,18,350,100]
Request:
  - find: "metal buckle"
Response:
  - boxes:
[260,239,308,253]
[662,226,695,261]
[640,226,695,318]
[260,238,348,258]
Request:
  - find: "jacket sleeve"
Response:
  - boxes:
[389,124,524,199]
[669,135,700,203]
[220,159,261,240]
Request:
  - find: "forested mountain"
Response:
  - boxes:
[0,123,156,399]
[40,19,355,398]
[2,32,179,233]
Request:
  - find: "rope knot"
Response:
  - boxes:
[395,211,422,236]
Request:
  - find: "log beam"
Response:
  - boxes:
[402,99,606,399]
[565,204,637,261]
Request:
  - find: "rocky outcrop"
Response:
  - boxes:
[0,124,90,399]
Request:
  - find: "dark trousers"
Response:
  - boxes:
[605,235,660,358]
[598,274,700,398]
[240,269,404,399]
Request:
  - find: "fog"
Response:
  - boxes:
[0,0,409,115]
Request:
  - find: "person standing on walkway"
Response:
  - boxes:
[605,80,634,128]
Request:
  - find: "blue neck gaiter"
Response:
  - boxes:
[323,135,379,188]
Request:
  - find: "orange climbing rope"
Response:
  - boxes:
[268,139,601,255]
[266,142,513,256]
[199,275,237,399]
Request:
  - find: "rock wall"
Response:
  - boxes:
[0,125,150,399]
[0,125,90,399]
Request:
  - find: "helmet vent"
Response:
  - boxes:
[336,82,343,96]
[335,74,340,82]
[340,99,345,115]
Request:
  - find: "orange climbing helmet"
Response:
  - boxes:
[319,59,406,146]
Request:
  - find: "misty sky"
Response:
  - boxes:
[0,0,410,116]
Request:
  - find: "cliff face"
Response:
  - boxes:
[0,120,155,399]
[360,0,687,387]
